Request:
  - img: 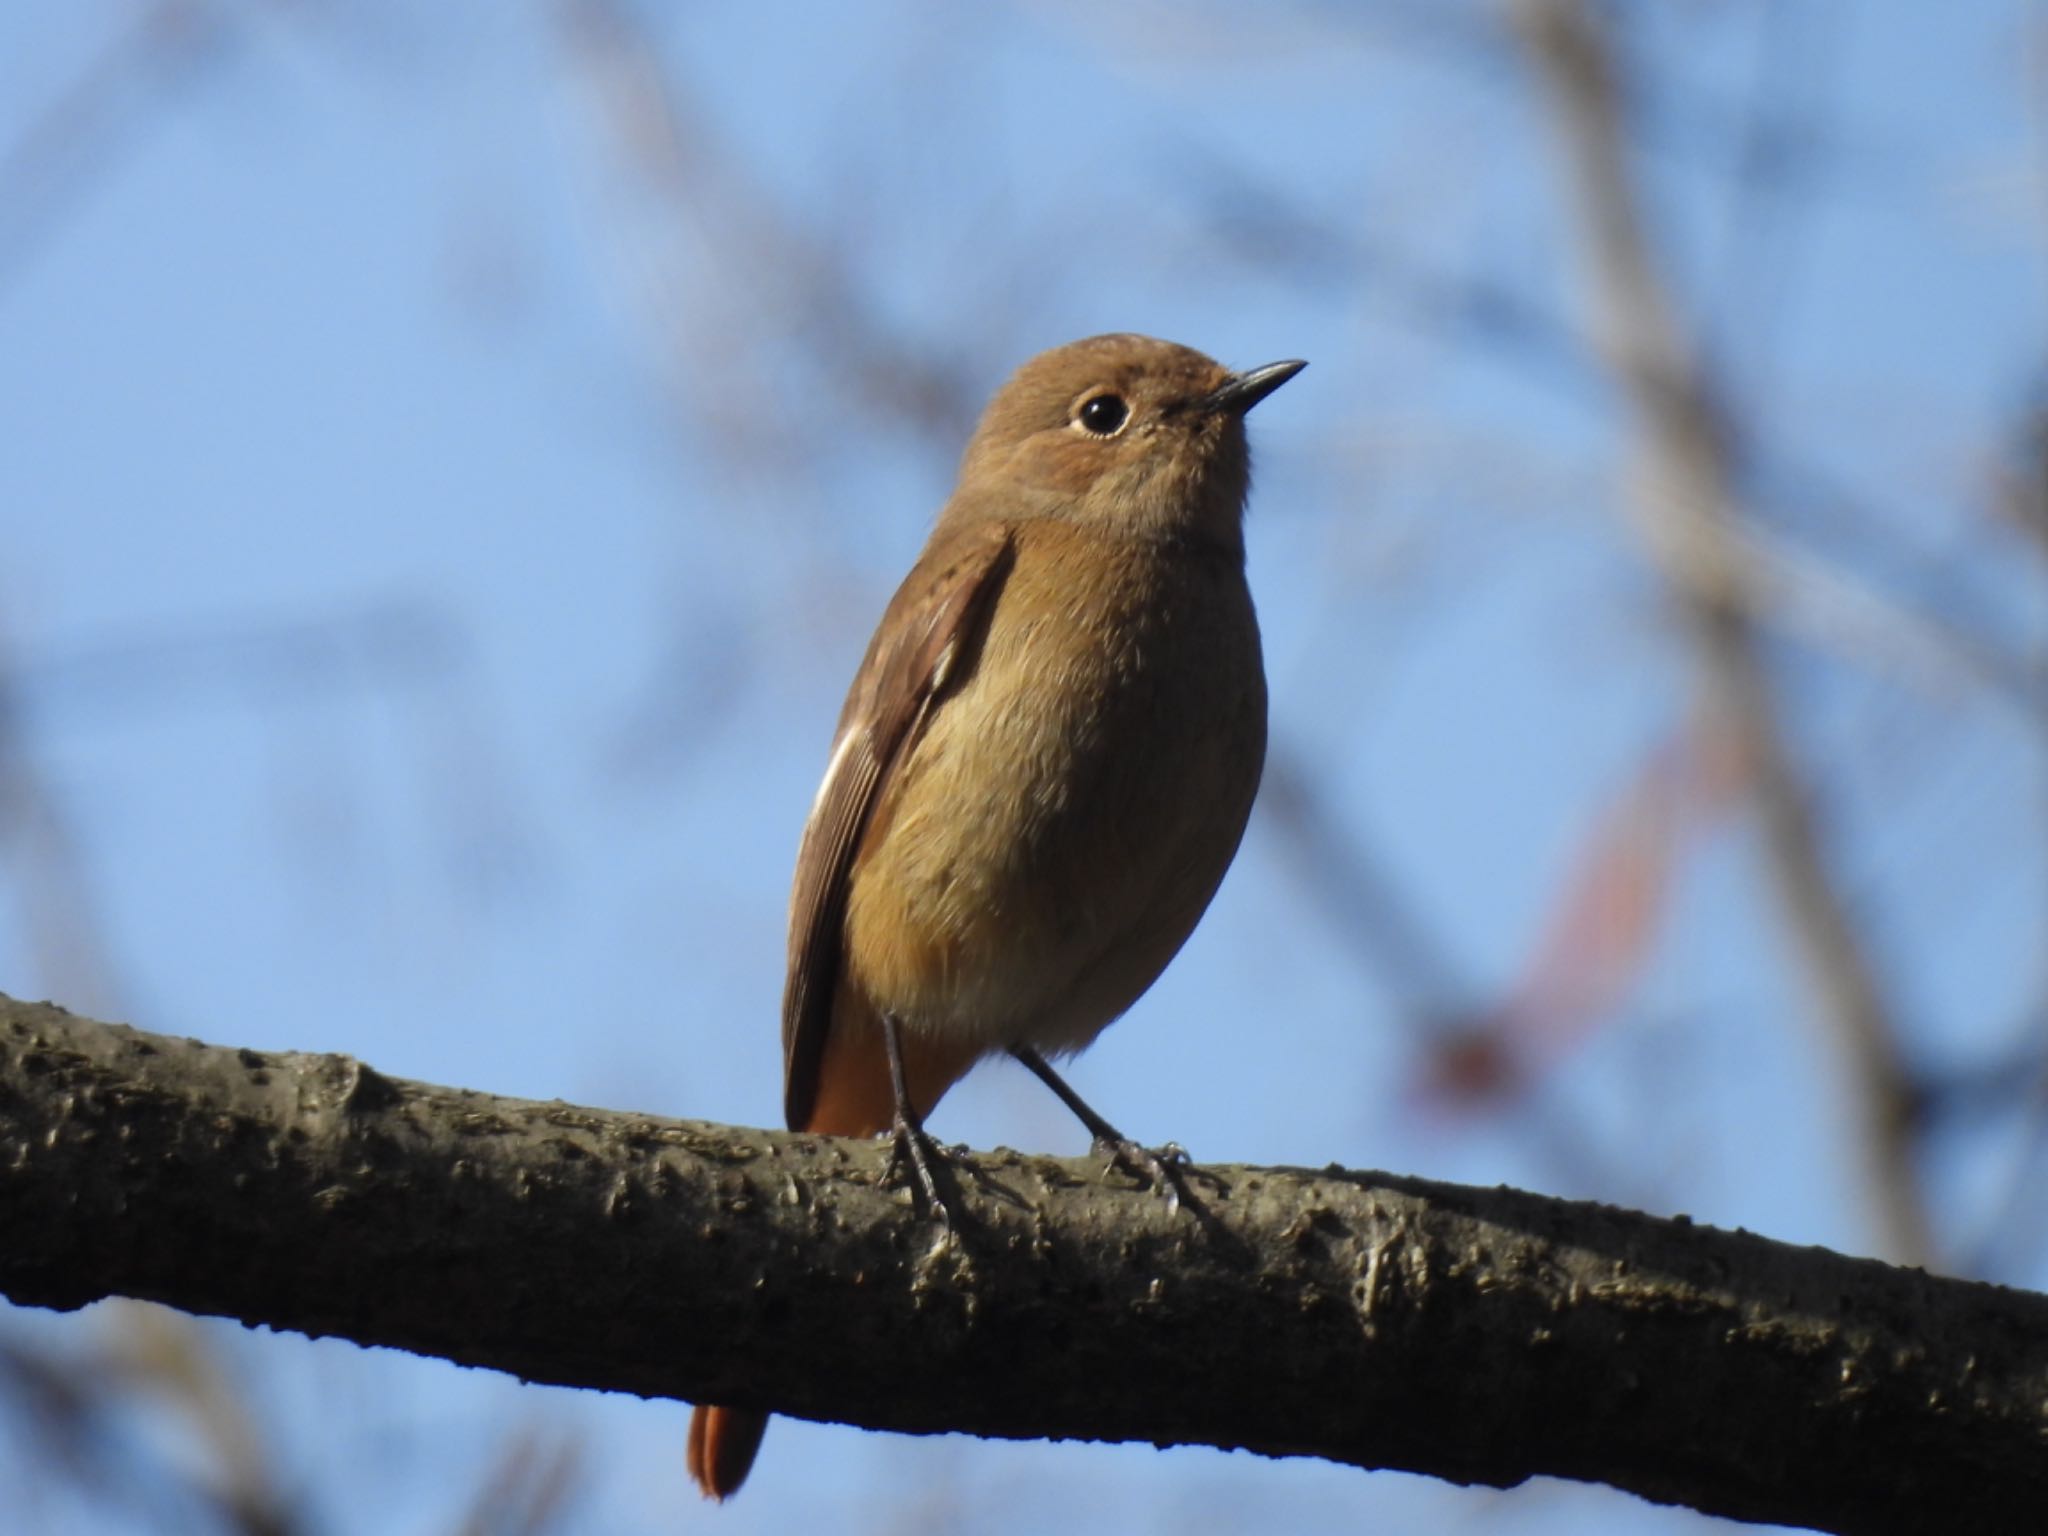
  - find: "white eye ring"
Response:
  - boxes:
[1073,392,1131,437]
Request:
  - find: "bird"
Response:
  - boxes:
[686,333,1303,1499]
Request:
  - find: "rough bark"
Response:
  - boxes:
[2,993,2044,1533]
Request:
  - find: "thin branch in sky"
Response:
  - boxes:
[0,1,226,298]
[1194,148,2040,726]
[557,0,981,459]
[1699,2,1844,406]
[1514,0,1935,1268]
[1258,744,1474,1033]
[450,1418,587,1536]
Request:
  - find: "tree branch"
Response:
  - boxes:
[2,993,2044,1533]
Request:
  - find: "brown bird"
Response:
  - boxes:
[686,333,1303,1499]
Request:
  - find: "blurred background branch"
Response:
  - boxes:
[1514,0,1931,1266]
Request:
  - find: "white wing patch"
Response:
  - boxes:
[807,726,859,825]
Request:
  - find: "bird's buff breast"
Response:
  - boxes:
[841,538,1265,1056]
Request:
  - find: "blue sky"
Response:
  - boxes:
[4,4,2044,1533]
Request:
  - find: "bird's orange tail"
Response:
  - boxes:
[687,1000,978,1498]
[688,1404,768,1500]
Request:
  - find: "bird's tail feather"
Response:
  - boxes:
[687,1404,768,1500]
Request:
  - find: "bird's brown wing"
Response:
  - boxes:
[781,521,1015,1130]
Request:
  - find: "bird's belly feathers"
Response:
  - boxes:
[842,545,1265,1055]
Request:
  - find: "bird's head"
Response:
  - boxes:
[949,334,1304,553]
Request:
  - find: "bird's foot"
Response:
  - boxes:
[885,1111,961,1227]
[1004,1046,1215,1216]
[1094,1136,1200,1214]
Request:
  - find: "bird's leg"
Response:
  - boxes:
[882,1012,958,1226]
[1008,1046,1193,1211]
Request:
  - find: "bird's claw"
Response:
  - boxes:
[885,1114,959,1227]
[1095,1136,1196,1211]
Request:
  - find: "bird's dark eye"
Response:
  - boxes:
[1076,393,1129,436]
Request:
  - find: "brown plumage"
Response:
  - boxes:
[687,334,1302,1499]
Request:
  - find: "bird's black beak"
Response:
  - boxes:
[1204,359,1307,416]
